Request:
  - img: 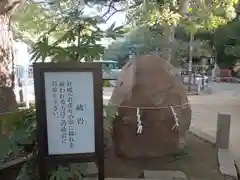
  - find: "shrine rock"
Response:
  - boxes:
[108,55,191,158]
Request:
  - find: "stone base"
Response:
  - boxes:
[144,170,187,179]
[218,149,238,180]
[81,162,98,177]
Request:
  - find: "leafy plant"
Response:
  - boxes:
[168,146,192,163]
[103,80,111,87]
[0,106,104,179]
[49,163,87,180]
[0,107,36,160]
[16,153,39,180]
[30,9,124,63]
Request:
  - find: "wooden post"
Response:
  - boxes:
[216,113,231,149]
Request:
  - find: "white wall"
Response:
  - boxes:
[14,41,30,67]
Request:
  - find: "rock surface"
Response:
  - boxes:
[109,55,191,158]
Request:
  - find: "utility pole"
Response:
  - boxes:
[188,32,194,92]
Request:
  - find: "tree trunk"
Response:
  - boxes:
[0,0,21,113]
[179,0,190,14]
[164,0,190,64]
[162,25,174,62]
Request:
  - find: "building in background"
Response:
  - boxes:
[13,40,33,105]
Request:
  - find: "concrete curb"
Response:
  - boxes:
[188,127,238,180]
[218,149,238,180]
[234,158,240,179]
[189,126,216,145]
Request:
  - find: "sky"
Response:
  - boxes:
[83,5,126,46]
[15,4,126,66]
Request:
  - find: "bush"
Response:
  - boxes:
[0,106,109,179]
[103,80,111,87]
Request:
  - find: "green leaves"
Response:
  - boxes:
[29,8,124,62]
[31,35,51,62]
[70,163,87,178]
[0,134,11,159]
[49,163,86,180]
[213,18,240,66]
[11,128,34,145]
[50,166,73,180]
[0,107,36,159]
[0,105,89,180]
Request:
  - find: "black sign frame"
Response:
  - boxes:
[33,62,104,180]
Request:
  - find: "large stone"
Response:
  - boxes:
[108,55,191,158]
[81,162,98,177]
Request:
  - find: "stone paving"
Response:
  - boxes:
[144,170,187,179]
[188,83,240,159]
[83,167,206,179]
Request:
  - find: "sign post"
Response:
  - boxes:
[33,63,104,180]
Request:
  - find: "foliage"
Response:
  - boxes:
[0,107,36,160]
[0,106,102,179]
[48,163,87,180]
[104,105,117,130]
[16,155,88,180]
[29,11,124,62]
[103,80,111,87]
[213,17,240,67]
[12,0,125,63]
[12,1,54,43]
[16,153,39,180]
[103,25,212,66]
[120,0,238,67]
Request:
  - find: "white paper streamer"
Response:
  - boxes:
[170,106,179,130]
[136,108,143,134]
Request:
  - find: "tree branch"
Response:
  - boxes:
[0,0,25,15]
[101,0,143,21]
[12,27,35,46]
[101,1,115,17]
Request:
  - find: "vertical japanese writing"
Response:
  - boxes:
[59,81,67,144]
[52,81,58,118]
[76,103,86,125]
[67,80,75,148]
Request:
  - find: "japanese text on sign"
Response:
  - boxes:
[45,72,95,155]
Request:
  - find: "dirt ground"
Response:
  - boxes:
[104,132,224,180]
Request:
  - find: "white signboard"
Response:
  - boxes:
[44,72,95,155]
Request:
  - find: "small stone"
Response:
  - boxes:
[218,149,238,179]
[218,149,235,166]
[81,162,98,177]
[144,170,187,179]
